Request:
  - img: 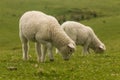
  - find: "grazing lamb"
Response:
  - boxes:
[57,21,106,55]
[19,11,76,62]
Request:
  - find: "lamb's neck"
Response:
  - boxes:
[51,26,70,48]
[91,34,102,47]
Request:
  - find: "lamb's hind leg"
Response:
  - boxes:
[35,42,41,63]
[20,36,29,61]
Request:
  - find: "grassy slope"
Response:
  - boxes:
[0,0,120,80]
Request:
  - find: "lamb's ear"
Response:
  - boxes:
[99,45,105,50]
[68,43,75,49]
[67,43,75,53]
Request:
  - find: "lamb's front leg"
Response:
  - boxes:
[47,43,54,61]
[55,48,59,54]
[41,44,47,62]
[82,44,89,56]
[35,42,41,63]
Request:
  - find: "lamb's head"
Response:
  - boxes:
[94,43,106,53]
[58,42,76,60]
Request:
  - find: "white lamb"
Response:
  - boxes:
[57,21,106,55]
[19,11,76,62]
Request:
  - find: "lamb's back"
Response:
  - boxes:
[19,11,59,42]
[61,21,91,44]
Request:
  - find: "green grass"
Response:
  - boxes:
[0,0,120,80]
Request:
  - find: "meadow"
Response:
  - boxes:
[0,0,120,80]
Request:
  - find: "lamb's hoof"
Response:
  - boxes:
[23,58,28,61]
[40,60,45,63]
[64,59,69,61]
[50,59,54,62]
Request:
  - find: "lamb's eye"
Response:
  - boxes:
[68,49,73,56]
[70,49,73,52]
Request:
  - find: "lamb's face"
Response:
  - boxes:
[94,44,106,53]
[59,43,76,60]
